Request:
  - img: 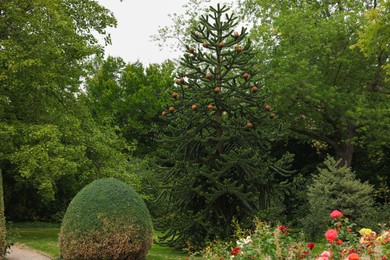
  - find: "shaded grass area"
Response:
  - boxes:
[10,222,187,259]
[14,227,60,258]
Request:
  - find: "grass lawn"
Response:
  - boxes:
[11,223,188,259]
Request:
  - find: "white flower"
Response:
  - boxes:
[236,235,252,247]
[244,235,252,244]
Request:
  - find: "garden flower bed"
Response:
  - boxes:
[191,210,389,260]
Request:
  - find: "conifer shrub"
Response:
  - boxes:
[59,178,153,260]
[303,156,374,239]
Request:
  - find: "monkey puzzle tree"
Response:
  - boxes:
[156,4,292,249]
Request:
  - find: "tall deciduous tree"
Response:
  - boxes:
[156,4,292,249]
[241,0,389,167]
[351,0,389,168]
[85,57,175,156]
[0,0,140,219]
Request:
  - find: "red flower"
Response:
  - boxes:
[330,210,344,218]
[348,253,359,260]
[307,242,315,250]
[278,225,288,231]
[348,227,352,232]
[337,221,342,227]
[336,239,343,245]
[232,247,240,256]
[325,229,338,244]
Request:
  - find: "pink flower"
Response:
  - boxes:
[330,210,343,218]
[316,251,331,260]
[325,229,338,244]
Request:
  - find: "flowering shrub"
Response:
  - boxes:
[190,210,390,260]
[193,219,314,259]
[313,209,389,260]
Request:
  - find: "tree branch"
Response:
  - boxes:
[290,127,338,148]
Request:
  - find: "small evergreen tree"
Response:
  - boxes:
[156,4,292,249]
[304,156,375,239]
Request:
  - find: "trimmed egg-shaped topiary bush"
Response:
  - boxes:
[59,178,153,260]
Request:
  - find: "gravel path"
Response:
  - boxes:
[6,244,52,260]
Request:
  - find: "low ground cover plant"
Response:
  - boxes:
[191,210,389,259]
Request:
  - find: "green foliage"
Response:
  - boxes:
[304,156,375,239]
[0,170,5,258]
[358,203,390,232]
[351,0,390,159]
[1,100,141,221]
[85,57,175,155]
[4,222,18,256]
[156,4,293,250]
[59,178,153,260]
[354,0,390,78]
[240,0,389,167]
[0,0,136,221]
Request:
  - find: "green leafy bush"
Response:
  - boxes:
[303,156,374,239]
[59,178,153,260]
[0,169,6,257]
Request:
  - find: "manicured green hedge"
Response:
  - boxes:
[59,178,153,259]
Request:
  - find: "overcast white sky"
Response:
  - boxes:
[97,0,230,65]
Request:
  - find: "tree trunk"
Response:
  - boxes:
[334,142,354,168]
[215,109,224,155]
[334,125,356,167]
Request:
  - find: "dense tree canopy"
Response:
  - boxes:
[240,0,389,167]
[0,0,141,220]
[85,57,175,156]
